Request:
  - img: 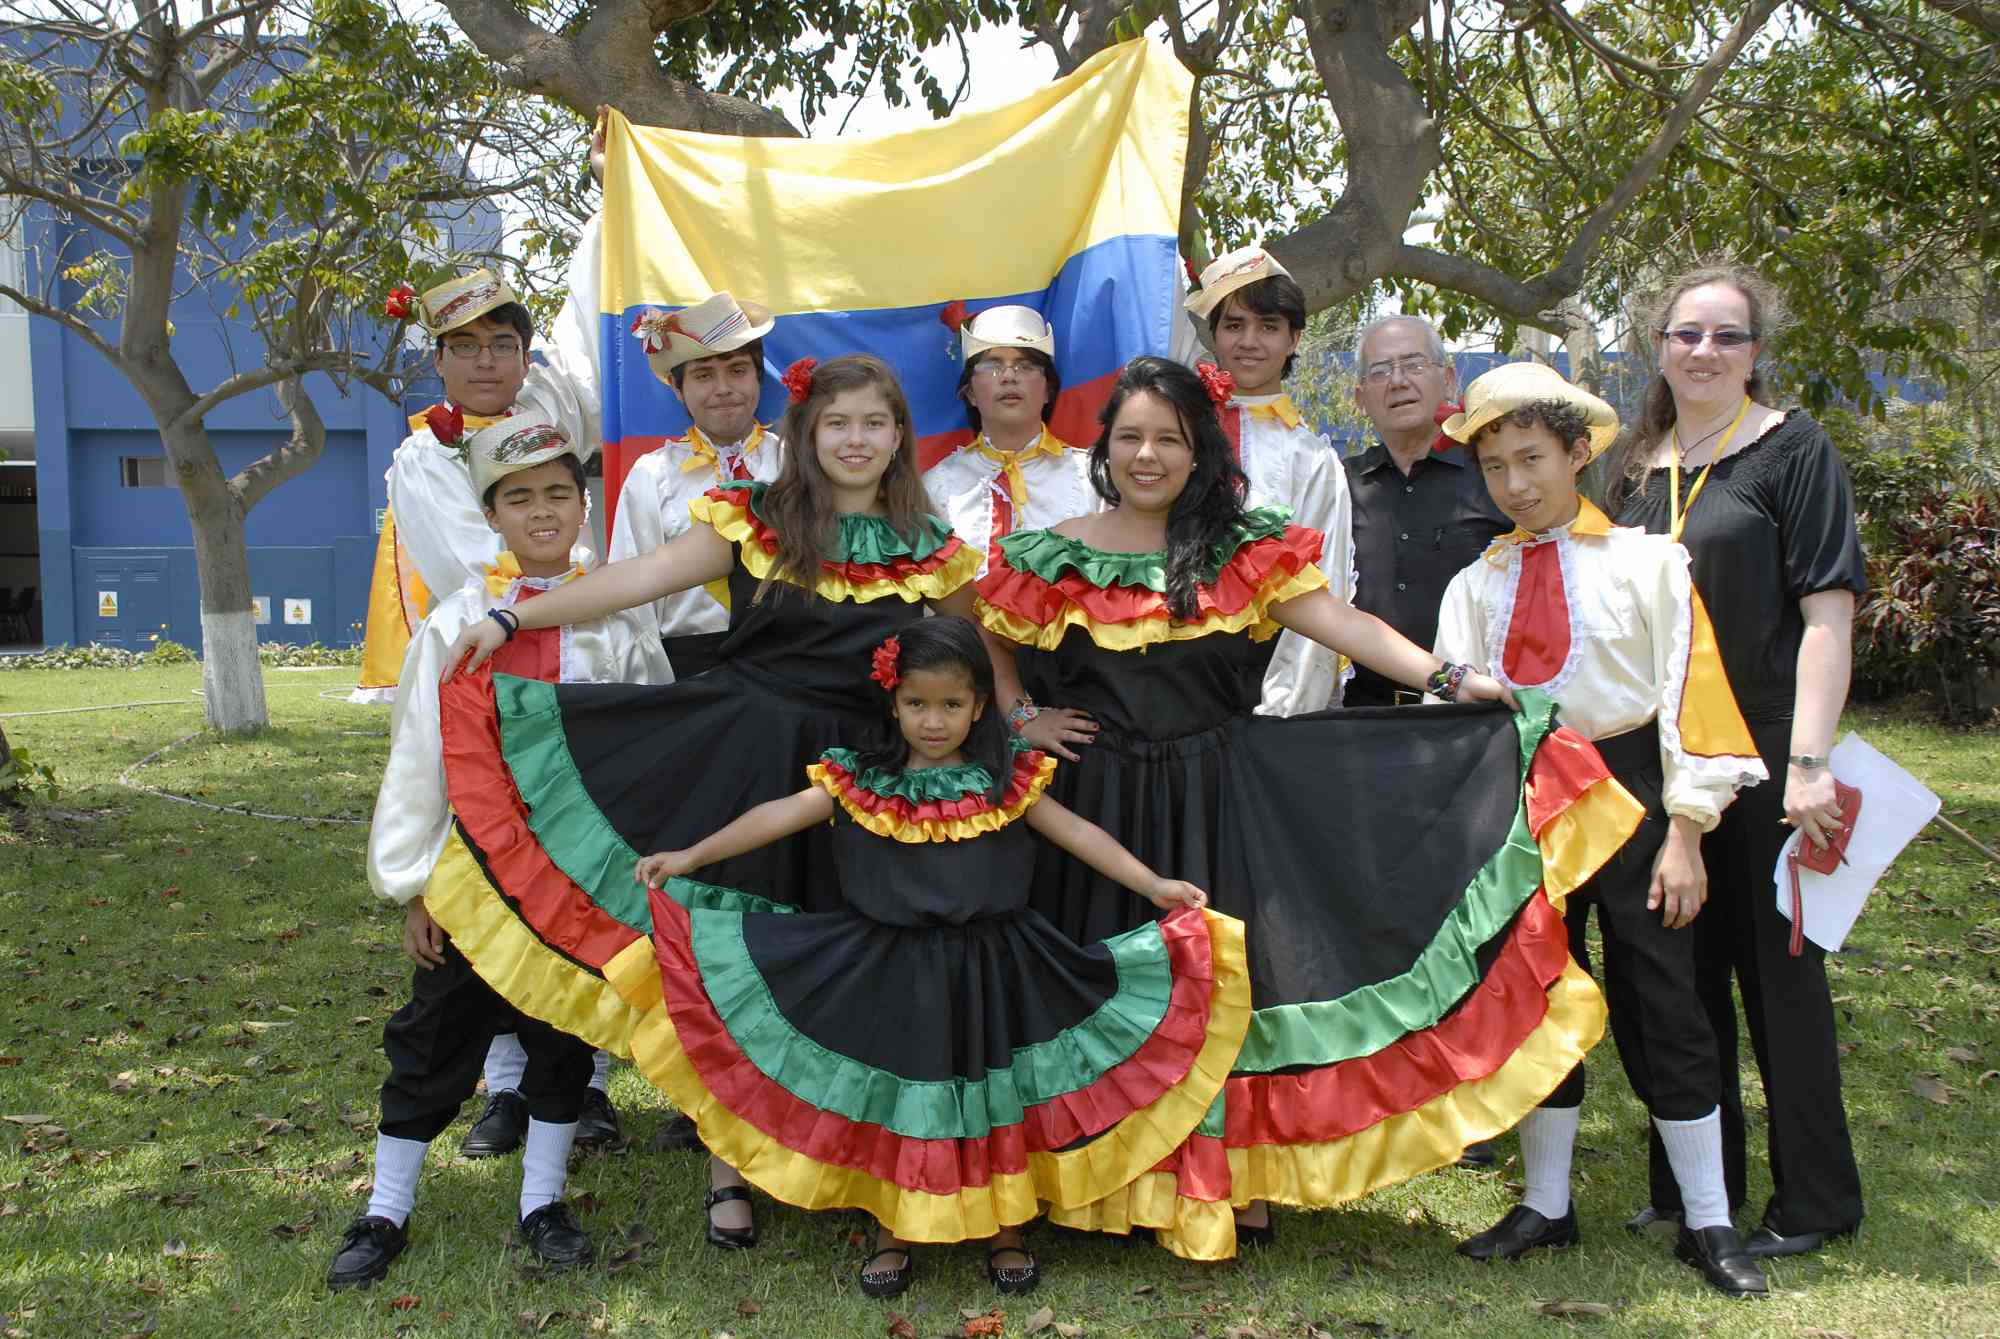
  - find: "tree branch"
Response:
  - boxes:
[232,376,326,512]
[0,279,126,370]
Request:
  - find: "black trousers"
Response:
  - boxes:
[1645,718,1864,1235]
[378,936,594,1142]
[1540,725,1721,1122]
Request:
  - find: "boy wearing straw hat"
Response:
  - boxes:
[1432,362,1770,1296]
[1185,247,1356,715]
[611,293,785,678]
[331,411,671,1291]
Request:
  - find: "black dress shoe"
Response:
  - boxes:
[858,1246,915,1299]
[654,1112,703,1152]
[460,1089,526,1158]
[1455,1140,1499,1169]
[1675,1224,1768,1297]
[519,1201,594,1269]
[326,1215,408,1290]
[574,1088,622,1147]
[1743,1221,1858,1259]
[987,1242,1040,1295]
[1456,1204,1579,1261]
[704,1183,759,1250]
[1623,1204,1682,1235]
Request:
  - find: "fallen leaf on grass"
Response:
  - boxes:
[389,1294,421,1311]
[1944,1046,1980,1065]
[1912,1074,1952,1105]
[1053,1327,1082,1338]
[517,1309,564,1332]
[1534,1299,1613,1318]
[1797,1329,1855,1339]
[1023,1307,1055,1335]
[1980,1070,2000,1087]
[736,1299,761,1317]
[0,1057,21,1069]
[571,1191,603,1216]
[108,1072,138,1094]
[156,1190,198,1208]
[268,1213,318,1239]
[603,1244,644,1275]
[1130,1283,1155,1296]
[963,1311,1005,1337]
[0,1203,19,1218]
[2,1115,54,1126]
[1223,1327,1273,1339]
[160,1240,189,1258]
[884,1312,918,1339]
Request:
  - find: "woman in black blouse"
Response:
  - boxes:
[1607,265,1868,1259]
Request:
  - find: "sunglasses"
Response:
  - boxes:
[1658,328,1758,349]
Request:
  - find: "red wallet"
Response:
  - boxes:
[1787,780,1862,955]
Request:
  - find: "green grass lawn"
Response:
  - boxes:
[2,666,1996,1338]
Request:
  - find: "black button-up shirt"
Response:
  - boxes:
[1343,442,1510,707]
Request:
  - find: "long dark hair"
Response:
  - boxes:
[760,354,937,599]
[849,615,1014,803]
[1088,356,1250,621]
[1606,264,1789,512]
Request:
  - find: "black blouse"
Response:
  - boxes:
[1616,412,1867,724]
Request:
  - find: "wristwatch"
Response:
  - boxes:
[1787,754,1829,770]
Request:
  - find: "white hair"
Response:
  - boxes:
[1354,315,1447,369]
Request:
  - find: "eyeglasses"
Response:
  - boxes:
[1658,328,1757,349]
[441,336,524,361]
[971,360,1046,381]
[1361,355,1440,384]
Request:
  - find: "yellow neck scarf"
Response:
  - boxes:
[679,423,768,481]
[971,427,1067,514]
[1487,497,1614,558]
[1238,394,1304,430]
[483,552,585,600]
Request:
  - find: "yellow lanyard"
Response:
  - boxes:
[1668,395,1750,542]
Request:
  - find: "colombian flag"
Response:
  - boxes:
[596,37,1194,537]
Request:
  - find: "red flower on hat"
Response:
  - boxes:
[630,308,688,356]
[1184,256,1200,285]
[869,636,901,692]
[938,299,968,333]
[383,283,416,321]
[424,402,465,445]
[1195,361,1235,407]
[1429,400,1464,453]
[781,357,818,404]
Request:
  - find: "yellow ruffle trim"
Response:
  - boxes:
[691,491,979,605]
[974,565,1327,653]
[805,754,1057,844]
[1044,1171,1238,1262]
[1538,774,1647,905]
[622,908,1252,1244]
[422,828,646,1058]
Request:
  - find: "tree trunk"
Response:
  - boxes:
[168,422,269,735]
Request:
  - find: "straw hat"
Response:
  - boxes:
[1439,362,1620,460]
[631,292,776,382]
[466,409,580,501]
[418,269,517,337]
[1184,246,1291,320]
[961,305,1055,360]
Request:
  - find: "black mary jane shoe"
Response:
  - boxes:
[519,1201,594,1270]
[326,1214,408,1291]
[1455,1140,1499,1169]
[858,1247,916,1299]
[654,1112,704,1152]
[574,1088,623,1148]
[987,1243,1041,1296]
[1675,1224,1769,1297]
[1456,1204,1580,1261]
[1743,1219,1858,1260]
[460,1089,527,1158]
[704,1183,759,1250]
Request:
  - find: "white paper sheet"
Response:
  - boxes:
[1772,732,1941,953]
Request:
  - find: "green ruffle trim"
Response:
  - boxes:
[663,875,797,919]
[495,675,652,936]
[692,910,1177,1140]
[994,506,1294,592]
[815,736,1028,806]
[723,480,957,564]
[1232,688,1560,1074]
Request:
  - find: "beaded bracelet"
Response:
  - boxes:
[486,607,520,642]
[1006,697,1040,732]
[1426,661,1469,702]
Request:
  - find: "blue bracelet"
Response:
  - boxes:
[486,608,519,642]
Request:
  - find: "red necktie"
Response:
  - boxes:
[1501,542,1571,685]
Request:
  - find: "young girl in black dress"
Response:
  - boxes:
[629,616,1248,1299]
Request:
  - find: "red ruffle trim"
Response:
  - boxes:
[1525,725,1616,839]
[440,666,641,972]
[1221,890,1569,1147]
[816,749,1052,826]
[650,896,1220,1197]
[706,486,970,584]
[975,527,1324,631]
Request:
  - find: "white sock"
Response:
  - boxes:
[590,1049,611,1094]
[1654,1107,1731,1230]
[1517,1104,1581,1220]
[518,1118,577,1220]
[365,1134,428,1226]
[483,1034,528,1094]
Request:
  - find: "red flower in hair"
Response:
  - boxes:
[1429,400,1464,453]
[1195,361,1235,407]
[383,283,416,321]
[1184,256,1200,285]
[781,357,818,404]
[423,402,465,445]
[869,636,901,692]
[938,299,968,333]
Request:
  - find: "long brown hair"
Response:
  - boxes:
[1606,264,1791,511]
[759,354,936,598]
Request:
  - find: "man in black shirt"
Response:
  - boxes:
[1344,317,1510,708]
